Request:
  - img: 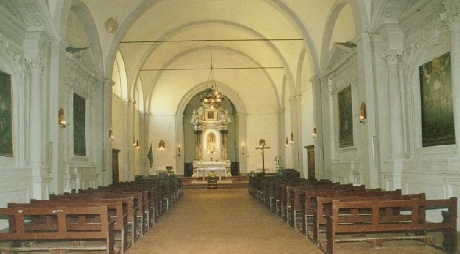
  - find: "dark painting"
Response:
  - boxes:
[73,93,86,156]
[338,86,353,148]
[419,52,455,147]
[0,71,13,156]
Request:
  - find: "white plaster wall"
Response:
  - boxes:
[111,94,125,180]
[245,113,278,174]
[301,80,315,176]
[150,115,177,173]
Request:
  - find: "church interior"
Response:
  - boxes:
[1,0,460,252]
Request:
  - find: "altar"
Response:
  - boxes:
[190,102,232,181]
[193,161,231,181]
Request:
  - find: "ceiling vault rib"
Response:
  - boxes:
[121,38,304,44]
[141,66,284,71]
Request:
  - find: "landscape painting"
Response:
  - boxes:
[0,71,13,156]
[338,86,353,148]
[419,52,455,147]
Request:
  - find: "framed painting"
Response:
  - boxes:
[338,86,353,148]
[73,93,86,156]
[205,109,216,121]
[0,70,13,156]
[419,52,455,147]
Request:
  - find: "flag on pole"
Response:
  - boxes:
[147,143,153,168]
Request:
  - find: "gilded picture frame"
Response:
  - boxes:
[338,86,353,148]
[419,52,455,147]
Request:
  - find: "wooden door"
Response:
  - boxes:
[306,145,315,180]
[112,149,120,183]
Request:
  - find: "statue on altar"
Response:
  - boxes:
[191,103,232,178]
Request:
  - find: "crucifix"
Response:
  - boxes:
[255,139,270,174]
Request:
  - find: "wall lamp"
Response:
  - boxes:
[109,128,114,141]
[241,143,246,155]
[159,140,165,151]
[58,108,66,127]
[290,132,294,145]
[359,102,367,123]
[285,137,289,148]
[177,145,181,157]
[312,127,317,139]
[132,139,140,150]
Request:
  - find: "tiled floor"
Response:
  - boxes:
[126,189,452,254]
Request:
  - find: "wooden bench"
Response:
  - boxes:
[322,197,457,253]
[287,183,365,229]
[20,198,129,253]
[0,205,116,254]
[302,189,402,234]
[91,188,150,235]
[51,192,139,247]
[310,193,425,244]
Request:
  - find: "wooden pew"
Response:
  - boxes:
[301,188,401,235]
[51,192,139,247]
[94,187,151,234]
[287,183,363,228]
[0,205,116,254]
[309,193,425,245]
[110,184,157,227]
[20,198,129,253]
[322,197,457,253]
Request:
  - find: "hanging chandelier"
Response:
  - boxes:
[201,43,224,109]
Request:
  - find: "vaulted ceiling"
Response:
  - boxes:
[80,0,359,115]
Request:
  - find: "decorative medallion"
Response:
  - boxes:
[104,17,118,33]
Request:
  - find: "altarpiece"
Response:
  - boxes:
[191,103,232,180]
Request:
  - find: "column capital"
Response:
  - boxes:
[309,75,321,85]
[104,79,115,87]
[441,0,460,27]
[381,49,402,66]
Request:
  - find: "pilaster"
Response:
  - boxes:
[310,75,325,179]
[24,31,49,199]
[441,0,460,153]
[382,25,405,160]
[102,79,114,184]
[237,112,248,173]
[121,99,129,181]
[175,114,184,175]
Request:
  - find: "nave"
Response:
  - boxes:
[126,189,447,254]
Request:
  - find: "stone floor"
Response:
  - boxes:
[127,189,453,254]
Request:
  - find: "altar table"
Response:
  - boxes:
[196,166,227,181]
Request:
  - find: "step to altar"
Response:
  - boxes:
[181,176,248,189]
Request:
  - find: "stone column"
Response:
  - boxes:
[29,56,44,198]
[356,32,379,188]
[102,79,114,185]
[220,130,228,160]
[382,25,404,159]
[193,129,202,160]
[289,96,299,171]
[121,99,130,182]
[238,113,248,173]
[295,95,303,177]
[25,32,48,199]
[441,0,460,152]
[278,109,286,169]
[144,111,151,175]
[383,50,404,158]
[175,115,184,175]
[138,111,146,176]
[310,75,324,179]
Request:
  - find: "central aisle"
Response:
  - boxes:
[127,188,322,254]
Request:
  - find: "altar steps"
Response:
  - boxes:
[181,176,249,189]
